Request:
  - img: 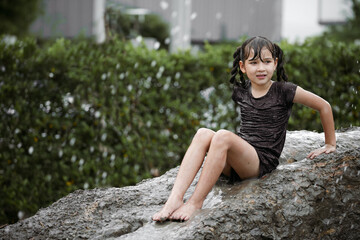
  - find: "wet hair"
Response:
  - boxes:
[229,36,288,87]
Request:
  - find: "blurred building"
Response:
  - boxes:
[318,0,352,25]
[30,0,282,45]
[115,0,282,43]
[282,0,352,42]
[30,0,351,45]
[30,0,106,43]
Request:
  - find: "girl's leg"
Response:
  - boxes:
[170,129,259,221]
[152,128,215,222]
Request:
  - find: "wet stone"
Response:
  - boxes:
[1,128,360,240]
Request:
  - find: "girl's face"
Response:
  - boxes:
[239,47,278,87]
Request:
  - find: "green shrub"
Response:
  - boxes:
[105,8,170,48]
[0,36,359,224]
[0,37,229,224]
[281,37,360,130]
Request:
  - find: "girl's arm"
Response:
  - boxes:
[293,86,336,159]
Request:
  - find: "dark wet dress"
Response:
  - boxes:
[230,80,297,181]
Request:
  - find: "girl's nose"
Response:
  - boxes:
[257,62,265,71]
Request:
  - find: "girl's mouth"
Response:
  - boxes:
[256,74,267,79]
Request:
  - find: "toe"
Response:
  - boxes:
[153,211,169,222]
[152,214,159,221]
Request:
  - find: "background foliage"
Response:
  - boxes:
[105,7,170,48]
[0,0,42,36]
[0,36,359,225]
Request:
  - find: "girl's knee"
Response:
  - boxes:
[194,128,215,142]
[196,128,215,138]
[212,129,233,148]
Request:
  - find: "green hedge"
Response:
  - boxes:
[0,36,359,224]
[281,38,360,130]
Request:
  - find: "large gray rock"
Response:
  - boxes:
[1,128,360,240]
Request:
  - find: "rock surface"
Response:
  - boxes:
[1,128,360,240]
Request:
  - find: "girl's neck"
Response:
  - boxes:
[250,80,273,98]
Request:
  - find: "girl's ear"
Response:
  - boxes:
[239,61,246,73]
[274,57,278,70]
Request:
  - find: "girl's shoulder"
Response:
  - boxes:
[232,80,250,102]
[233,80,251,91]
[273,81,298,105]
[273,81,297,92]
[273,80,297,87]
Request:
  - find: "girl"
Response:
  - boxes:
[152,36,336,222]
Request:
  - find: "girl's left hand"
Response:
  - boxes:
[307,144,336,159]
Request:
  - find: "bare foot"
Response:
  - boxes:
[152,197,183,222]
[169,202,201,221]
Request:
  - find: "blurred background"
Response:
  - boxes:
[1,0,358,47]
[1,0,359,226]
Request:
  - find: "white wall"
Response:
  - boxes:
[31,0,106,43]
[282,0,352,43]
